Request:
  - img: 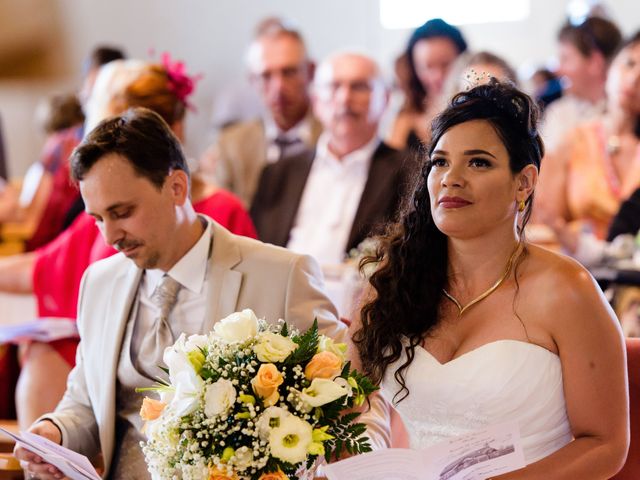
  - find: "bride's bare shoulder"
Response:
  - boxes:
[527,244,591,281]
[523,243,607,311]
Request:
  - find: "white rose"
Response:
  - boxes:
[254,332,298,363]
[213,309,259,343]
[204,378,237,418]
[255,406,291,441]
[300,378,350,407]
[269,415,313,464]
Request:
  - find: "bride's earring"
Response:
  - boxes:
[518,199,525,212]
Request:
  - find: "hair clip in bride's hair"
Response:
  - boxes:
[463,68,493,91]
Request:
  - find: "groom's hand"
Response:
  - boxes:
[14,420,64,479]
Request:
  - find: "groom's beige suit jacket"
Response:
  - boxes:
[41,219,345,477]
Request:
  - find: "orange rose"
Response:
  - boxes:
[258,469,289,480]
[139,397,166,421]
[304,351,342,380]
[209,466,238,480]
[251,363,284,406]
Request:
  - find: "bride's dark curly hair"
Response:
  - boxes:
[352,80,544,403]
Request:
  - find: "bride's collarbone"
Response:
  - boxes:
[425,303,551,362]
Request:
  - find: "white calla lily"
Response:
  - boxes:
[300,378,350,407]
[171,369,204,417]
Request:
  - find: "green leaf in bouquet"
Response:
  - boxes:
[199,366,217,380]
[285,318,319,365]
[323,412,375,461]
[340,360,351,378]
[353,372,378,396]
[305,454,316,470]
[337,411,361,424]
[264,457,298,477]
[280,322,289,337]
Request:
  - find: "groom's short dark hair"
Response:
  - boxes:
[70,107,189,190]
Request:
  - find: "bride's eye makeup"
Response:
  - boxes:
[429,157,447,168]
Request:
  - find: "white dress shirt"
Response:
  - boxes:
[131,220,212,355]
[287,133,379,265]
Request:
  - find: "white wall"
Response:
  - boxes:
[0,0,637,177]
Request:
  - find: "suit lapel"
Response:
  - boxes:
[241,120,267,204]
[348,142,397,249]
[99,260,142,465]
[250,149,314,246]
[205,221,243,329]
[307,115,324,147]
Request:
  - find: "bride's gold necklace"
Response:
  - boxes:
[442,243,523,317]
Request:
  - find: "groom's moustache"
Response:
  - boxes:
[114,239,143,251]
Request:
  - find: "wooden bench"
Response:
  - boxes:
[0,453,21,480]
[0,421,21,480]
[0,421,17,454]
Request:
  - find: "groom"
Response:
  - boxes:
[15,107,346,479]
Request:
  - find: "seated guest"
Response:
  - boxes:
[386,18,468,151]
[541,16,622,151]
[437,50,518,108]
[200,20,321,206]
[352,80,629,477]
[251,51,413,266]
[536,31,640,240]
[531,68,563,111]
[15,107,345,479]
[35,93,85,135]
[0,46,125,250]
[0,58,256,429]
[0,93,84,224]
[208,17,289,130]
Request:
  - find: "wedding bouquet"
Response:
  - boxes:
[138,309,376,480]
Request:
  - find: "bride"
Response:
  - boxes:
[351,80,629,478]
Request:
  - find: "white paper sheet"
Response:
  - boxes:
[0,318,78,343]
[324,422,526,480]
[0,427,101,480]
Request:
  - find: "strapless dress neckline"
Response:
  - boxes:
[414,339,555,367]
[381,338,573,464]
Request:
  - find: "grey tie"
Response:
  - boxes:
[139,274,181,369]
[274,135,304,161]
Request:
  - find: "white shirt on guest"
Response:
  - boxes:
[286,133,379,266]
[131,219,212,356]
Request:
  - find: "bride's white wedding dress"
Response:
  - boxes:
[381,339,573,464]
